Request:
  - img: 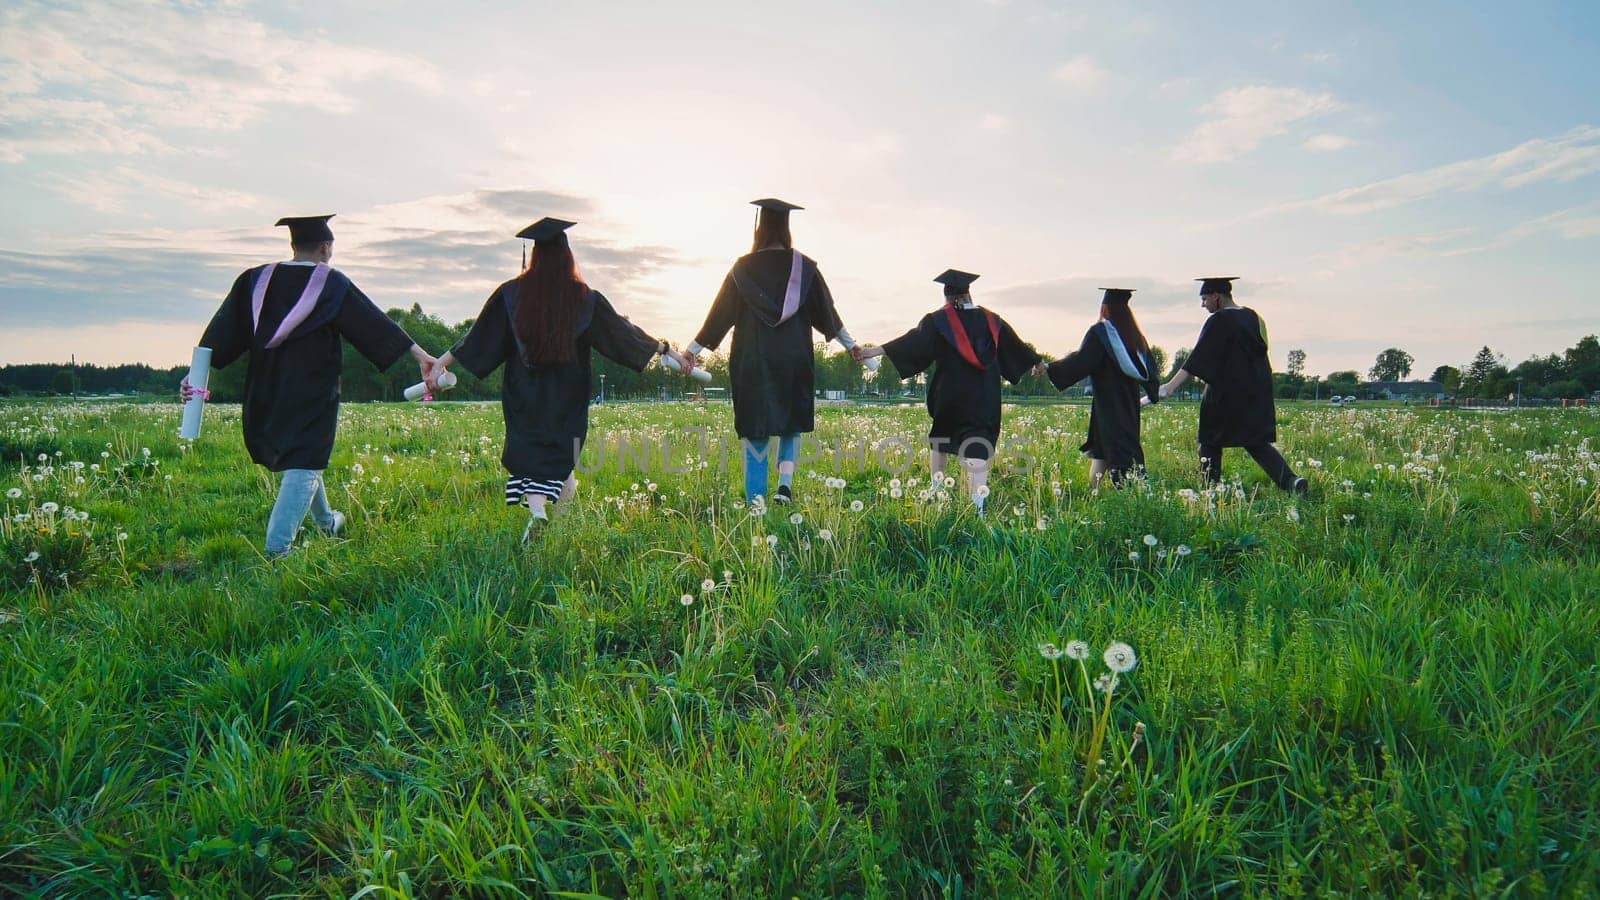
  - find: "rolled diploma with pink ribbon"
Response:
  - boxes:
[404,369,456,401]
[660,354,713,383]
[179,346,211,440]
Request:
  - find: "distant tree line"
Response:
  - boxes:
[11,310,1593,404]
[0,304,1067,402]
[1245,335,1600,401]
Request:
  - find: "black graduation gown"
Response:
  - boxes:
[451,282,659,482]
[692,249,845,439]
[1182,306,1277,447]
[1046,323,1159,469]
[882,306,1040,459]
[199,263,414,472]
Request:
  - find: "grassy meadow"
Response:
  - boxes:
[1,397,1597,897]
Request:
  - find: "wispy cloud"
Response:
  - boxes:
[0,0,440,162]
[42,166,264,214]
[978,113,1011,133]
[1053,56,1110,93]
[1265,125,1600,216]
[1442,206,1600,257]
[1172,85,1343,164]
[1304,133,1355,152]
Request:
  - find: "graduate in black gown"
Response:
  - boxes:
[858,270,1043,515]
[186,215,435,557]
[1160,277,1306,493]
[1044,289,1160,487]
[682,199,860,504]
[428,218,685,535]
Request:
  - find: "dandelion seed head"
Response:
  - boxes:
[1103,642,1137,673]
[789,513,803,525]
[1065,640,1089,660]
[850,500,864,513]
[5,488,20,499]
[24,551,40,563]
[1143,534,1159,547]
[680,594,695,607]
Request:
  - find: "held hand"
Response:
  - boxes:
[663,348,690,374]
[1140,394,1153,407]
[179,376,194,403]
[849,344,866,363]
[1030,361,1048,379]
[424,354,454,393]
[682,349,698,374]
[1158,382,1174,400]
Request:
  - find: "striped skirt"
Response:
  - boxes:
[505,476,565,505]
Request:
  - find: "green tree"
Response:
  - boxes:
[1286,349,1307,378]
[1325,370,1361,394]
[1430,365,1461,394]
[1147,345,1169,386]
[1368,348,1415,382]
[1562,335,1600,392]
[1167,348,1189,381]
[49,368,79,396]
[1461,346,1507,397]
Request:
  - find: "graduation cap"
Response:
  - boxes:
[751,197,803,226]
[1196,276,1239,295]
[517,217,576,244]
[1099,288,1136,305]
[934,269,980,296]
[275,215,334,245]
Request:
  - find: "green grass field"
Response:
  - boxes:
[2,399,1597,897]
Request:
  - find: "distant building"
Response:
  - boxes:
[1364,380,1445,401]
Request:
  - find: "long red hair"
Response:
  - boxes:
[1101,302,1152,360]
[514,239,589,366]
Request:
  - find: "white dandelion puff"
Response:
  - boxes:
[1064,640,1089,661]
[1103,642,1137,673]
[1142,534,1159,547]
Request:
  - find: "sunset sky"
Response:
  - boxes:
[2,0,1598,377]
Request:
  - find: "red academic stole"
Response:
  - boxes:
[942,305,1000,370]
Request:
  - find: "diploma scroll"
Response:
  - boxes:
[660,354,713,383]
[178,346,212,440]
[404,369,457,401]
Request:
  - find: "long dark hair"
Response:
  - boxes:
[1101,302,1152,361]
[751,215,793,253]
[514,238,588,366]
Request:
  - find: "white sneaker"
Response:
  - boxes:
[320,510,347,536]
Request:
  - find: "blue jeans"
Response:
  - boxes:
[743,434,799,501]
[265,468,337,554]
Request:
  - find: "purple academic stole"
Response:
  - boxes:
[776,250,804,324]
[251,263,330,349]
[942,305,1000,370]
